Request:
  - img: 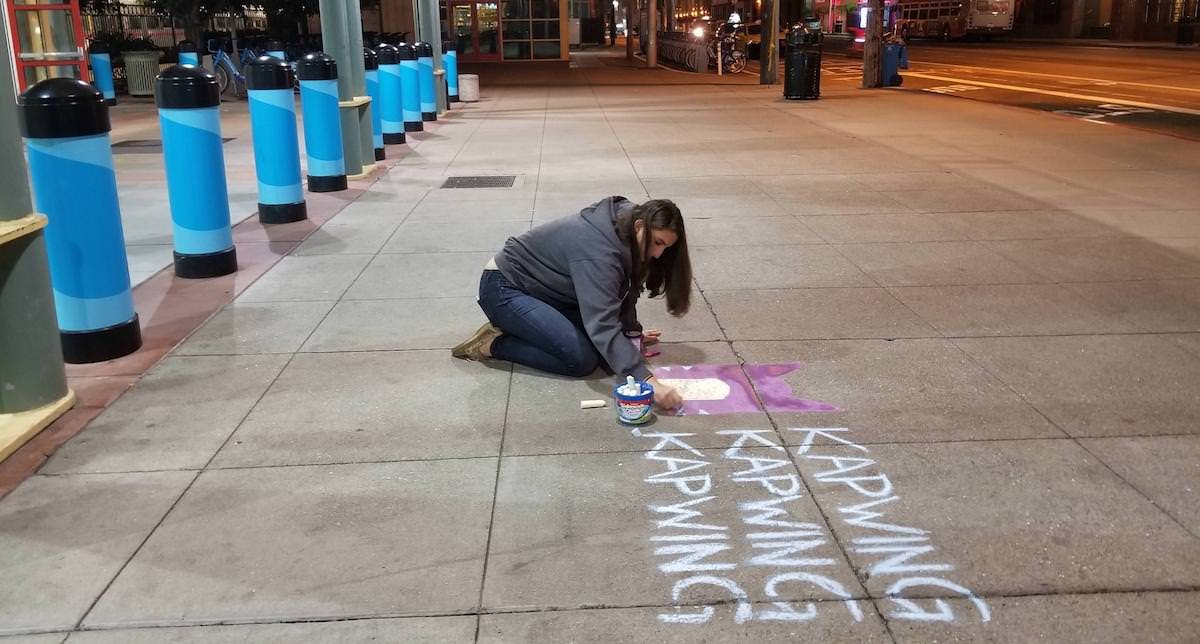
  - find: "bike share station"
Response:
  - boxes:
[0,0,471,459]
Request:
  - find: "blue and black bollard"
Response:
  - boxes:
[296,53,348,193]
[443,40,459,103]
[265,39,287,61]
[398,43,422,132]
[376,43,405,144]
[88,42,116,105]
[17,79,141,363]
[415,42,436,122]
[178,39,200,66]
[363,47,385,161]
[246,56,307,224]
[155,66,238,278]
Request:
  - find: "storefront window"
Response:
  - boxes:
[503,41,531,58]
[504,0,531,18]
[501,0,561,59]
[532,0,559,17]
[504,20,532,38]
[532,41,560,58]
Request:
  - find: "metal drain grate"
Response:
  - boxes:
[111,138,233,153]
[441,175,517,189]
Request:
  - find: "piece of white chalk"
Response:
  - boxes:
[580,399,607,409]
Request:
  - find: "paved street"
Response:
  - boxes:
[2,47,1200,642]
[820,41,1200,139]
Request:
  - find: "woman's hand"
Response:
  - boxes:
[646,375,682,411]
[643,329,663,346]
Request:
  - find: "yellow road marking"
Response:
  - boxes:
[914,60,1200,94]
[906,72,1200,116]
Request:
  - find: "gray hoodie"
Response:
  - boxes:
[494,196,649,381]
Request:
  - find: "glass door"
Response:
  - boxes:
[449,1,503,61]
[476,2,500,59]
[451,2,474,57]
[7,0,89,90]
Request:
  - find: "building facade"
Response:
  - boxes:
[376,0,571,61]
[1016,0,1199,40]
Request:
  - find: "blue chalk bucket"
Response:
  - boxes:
[614,379,655,425]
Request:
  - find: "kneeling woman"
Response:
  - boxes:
[452,196,690,410]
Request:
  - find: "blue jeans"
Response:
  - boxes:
[477,270,600,377]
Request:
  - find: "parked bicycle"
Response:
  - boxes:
[207,39,250,98]
[707,24,747,74]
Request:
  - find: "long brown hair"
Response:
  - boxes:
[618,198,691,316]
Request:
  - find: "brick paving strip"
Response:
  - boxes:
[0,170,390,499]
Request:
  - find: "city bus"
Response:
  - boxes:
[892,0,1016,39]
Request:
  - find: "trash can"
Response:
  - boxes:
[784,21,821,100]
[459,73,480,102]
[122,50,163,96]
[882,40,908,87]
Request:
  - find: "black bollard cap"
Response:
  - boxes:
[246,55,293,90]
[18,78,110,138]
[364,47,378,70]
[377,43,399,65]
[155,64,220,108]
[442,41,456,53]
[415,42,433,57]
[178,39,197,53]
[296,52,338,80]
[88,42,111,55]
[396,42,416,60]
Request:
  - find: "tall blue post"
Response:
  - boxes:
[416,42,437,122]
[265,39,287,61]
[443,40,460,103]
[177,39,200,66]
[155,65,238,278]
[246,56,307,224]
[377,43,406,145]
[17,79,141,363]
[88,42,116,105]
[398,43,422,132]
[297,53,348,193]
[363,48,385,161]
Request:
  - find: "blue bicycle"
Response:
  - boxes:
[207,39,298,98]
[207,39,255,98]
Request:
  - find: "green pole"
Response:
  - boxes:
[416,0,448,113]
[320,0,366,175]
[0,31,70,414]
[342,0,376,169]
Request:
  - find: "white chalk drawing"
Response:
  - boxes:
[924,84,984,94]
[636,426,991,628]
[657,377,732,403]
[1053,103,1154,120]
[793,427,991,624]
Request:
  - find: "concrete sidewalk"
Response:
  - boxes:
[2,49,1199,641]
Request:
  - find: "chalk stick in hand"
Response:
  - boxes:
[580,400,607,409]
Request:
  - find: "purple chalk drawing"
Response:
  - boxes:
[744,363,839,413]
[653,362,838,415]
